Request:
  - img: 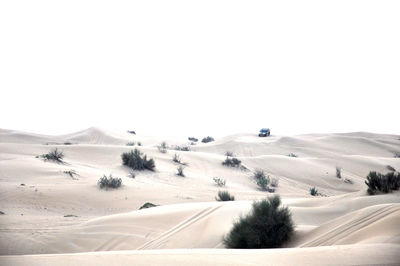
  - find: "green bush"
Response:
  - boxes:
[122,149,155,171]
[253,169,272,191]
[310,186,319,196]
[222,157,241,167]
[224,195,294,248]
[41,148,64,163]
[215,191,235,201]
[365,171,400,194]
[98,174,122,189]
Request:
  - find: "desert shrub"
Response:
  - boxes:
[188,137,198,142]
[174,145,190,151]
[253,169,266,180]
[121,149,155,171]
[365,171,400,195]
[215,191,235,201]
[344,178,353,184]
[253,169,273,192]
[173,153,181,163]
[98,174,122,189]
[287,153,298,157]
[224,195,294,248]
[63,142,73,145]
[128,171,136,178]
[126,142,135,146]
[176,166,185,177]
[387,165,396,172]
[157,141,168,153]
[270,177,279,187]
[310,187,320,196]
[127,130,136,135]
[41,148,64,163]
[222,157,242,168]
[201,136,215,143]
[394,153,400,158]
[137,142,142,146]
[0,211,5,215]
[225,151,234,157]
[213,177,226,187]
[64,214,78,217]
[139,202,159,210]
[63,170,78,179]
[336,167,342,179]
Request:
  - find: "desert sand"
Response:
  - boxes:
[0,127,399,265]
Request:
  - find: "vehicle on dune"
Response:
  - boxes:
[259,128,270,137]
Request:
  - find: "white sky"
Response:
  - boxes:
[1,1,399,137]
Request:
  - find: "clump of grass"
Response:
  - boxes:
[270,177,279,187]
[137,142,142,146]
[126,142,136,146]
[223,195,294,248]
[213,177,226,187]
[139,202,159,210]
[127,130,136,135]
[365,171,400,195]
[174,145,190,151]
[122,149,155,171]
[336,167,342,179]
[215,191,235,201]
[387,165,396,172]
[225,151,234,157]
[188,137,198,142]
[41,148,64,163]
[287,153,298,157]
[64,214,78,217]
[173,153,182,163]
[309,186,320,196]
[128,171,136,178]
[157,141,168,153]
[201,136,215,143]
[176,166,185,177]
[63,170,78,179]
[98,174,122,189]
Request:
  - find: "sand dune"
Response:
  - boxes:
[0,128,399,265]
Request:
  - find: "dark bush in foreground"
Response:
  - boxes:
[224,195,294,248]
[41,148,64,163]
[139,202,159,210]
[202,136,215,143]
[98,174,122,189]
[365,171,400,195]
[215,191,235,201]
[122,149,155,171]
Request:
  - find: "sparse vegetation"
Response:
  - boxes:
[394,152,400,158]
[201,136,215,143]
[64,214,78,217]
[172,153,187,165]
[98,174,122,189]
[336,167,342,179]
[253,169,273,192]
[387,165,396,172]
[287,153,298,157]
[128,171,136,178]
[310,186,320,196]
[344,178,353,184]
[122,149,155,171]
[63,142,73,145]
[224,195,294,248]
[174,145,190,151]
[215,190,235,201]
[188,137,198,142]
[0,211,5,215]
[222,157,242,168]
[41,148,64,163]
[270,177,279,187]
[157,141,168,153]
[176,166,185,177]
[137,142,142,146]
[63,170,78,179]
[127,130,136,135]
[225,151,234,157]
[213,177,226,187]
[126,142,136,146]
[139,202,159,210]
[365,171,400,195]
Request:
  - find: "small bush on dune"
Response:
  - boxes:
[201,136,215,143]
[173,153,182,164]
[126,142,135,146]
[98,174,122,189]
[176,166,185,177]
[188,137,198,142]
[336,167,342,179]
[287,153,298,157]
[213,177,226,187]
[174,145,190,151]
[157,142,168,153]
[137,142,142,146]
[215,191,235,201]
[310,186,320,196]
[122,149,155,171]
[253,169,274,192]
[225,151,234,157]
[63,170,78,179]
[270,177,279,187]
[365,171,400,195]
[222,157,242,168]
[127,130,136,135]
[394,152,400,158]
[139,202,159,210]
[224,195,294,248]
[387,165,396,172]
[41,148,64,163]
